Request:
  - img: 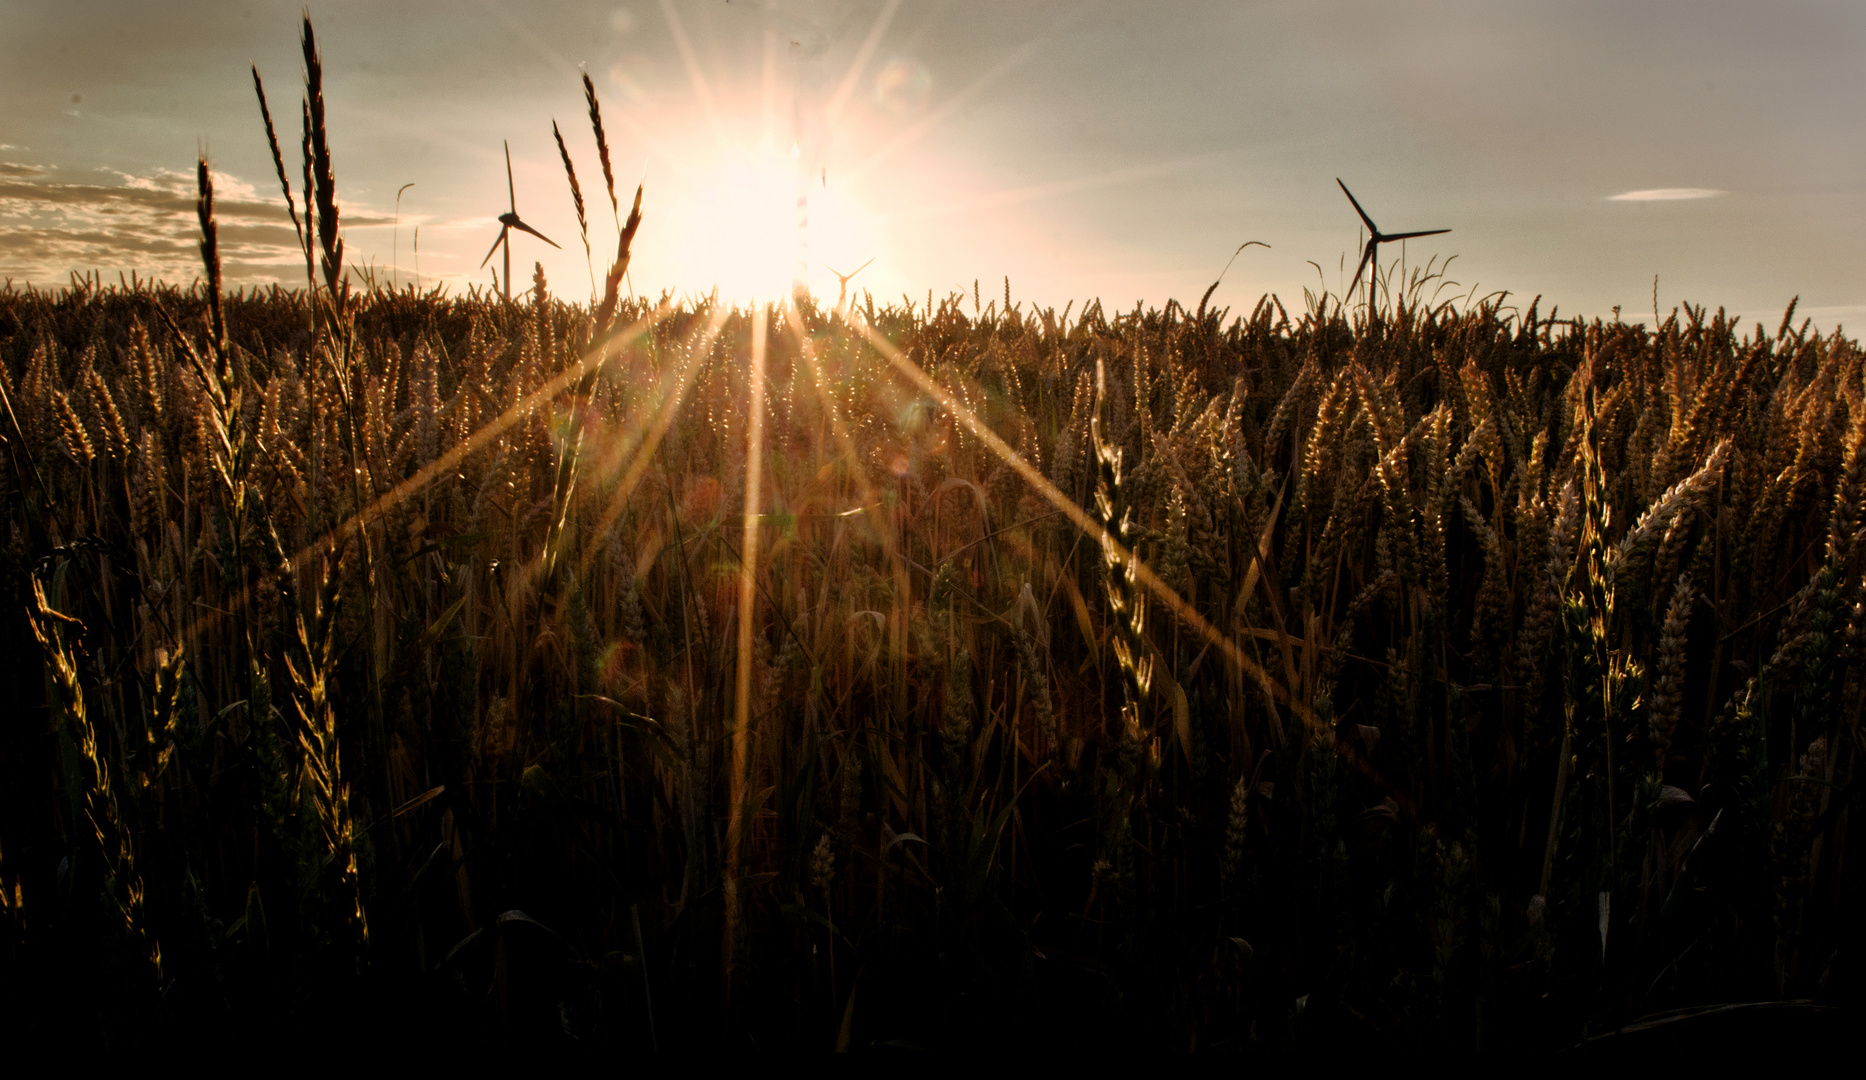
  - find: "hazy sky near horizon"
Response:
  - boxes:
[2,0,1862,327]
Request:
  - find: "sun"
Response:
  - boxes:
[662,142,884,307]
[681,145,800,304]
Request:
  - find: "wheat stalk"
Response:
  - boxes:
[1092,356,1151,747]
[29,577,160,980]
[553,118,596,303]
[251,63,312,292]
[583,72,619,228]
[301,15,344,304]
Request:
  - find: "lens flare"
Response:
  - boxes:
[873,58,931,116]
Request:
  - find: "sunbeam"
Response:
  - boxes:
[174,305,673,655]
[473,0,578,78]
[658,0,732,156]
[845,4,1088,188]
[824,0,904,134]
[785,302,885,515]
[723,301,770,994]
[847,313,1304,727]
[570,301,733,588]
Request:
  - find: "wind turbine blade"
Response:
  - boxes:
[1383,228,1451,241]
[507,216,561,249]
[480,226,509,269]
[1351,241,1376,295]
[1337,178,1379,235]
[851,257,875,278]
[505,140,516,214]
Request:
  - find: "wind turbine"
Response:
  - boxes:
[1337,179,1448,312]
[481,140,560,302]
[825,257,874,313]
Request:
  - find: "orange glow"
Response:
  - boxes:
[656,143,884,305]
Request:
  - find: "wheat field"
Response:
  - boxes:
[0,15,1856,1055]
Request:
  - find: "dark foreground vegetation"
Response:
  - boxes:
[0,269,1860,1053]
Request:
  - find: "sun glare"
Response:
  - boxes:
[689,148,798,303]
[666,144,884,306]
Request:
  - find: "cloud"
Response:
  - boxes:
[0,160,391,288]
[1606,188,1725,201]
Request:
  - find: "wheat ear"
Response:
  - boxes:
[250,64,311,290]
[553,118,595,302]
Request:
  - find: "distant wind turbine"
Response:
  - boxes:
[825,257,874,312]
[481,140,560,302]
[1337,178,1449,310]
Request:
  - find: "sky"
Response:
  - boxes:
[1,0,1863,328]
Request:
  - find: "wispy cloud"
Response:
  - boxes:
[1607,188,1725,201]
[0,160,389,287]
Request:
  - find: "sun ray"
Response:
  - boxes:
[785,303,884,513]
[596,108,688,188]
[570,301,734,586]
[847,314,1305,726]
[845,6,1086,187]
[658,0,733,156]
[295,305,670,566]
[473,0,579,77]
[172,305,673,653]
[824,0,903,133]
[723,301,770,994]
[779,307,921,737]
